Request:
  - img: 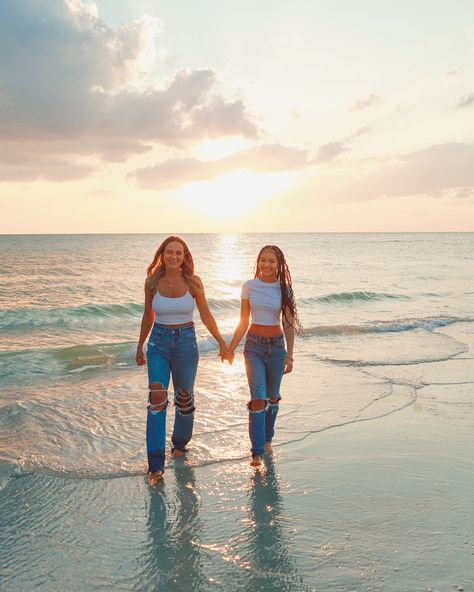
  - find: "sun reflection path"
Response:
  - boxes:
[205,234,245,301]
[214,234,243,285]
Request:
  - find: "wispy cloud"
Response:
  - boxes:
[0,0,257,181]
[134,144,312,190]
[442,67,459,78]
[0,158,94,182]
[349,126,373,139]
[456,93,474,108]
[315,142,349,163]
[454,187,474,199]
[309,143,474,202]
[134,138,359,191]
[349,94,381,112]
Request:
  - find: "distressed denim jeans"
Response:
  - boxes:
[146,323,199,473]
[244,332,286,457]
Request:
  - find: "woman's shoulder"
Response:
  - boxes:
[241,278,255,298]
[187,274,204,297]
[189,274,204,287]
[144,277,155,294]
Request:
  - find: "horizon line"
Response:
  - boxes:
[1,230,474,237]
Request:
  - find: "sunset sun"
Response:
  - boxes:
[178,170,295,219]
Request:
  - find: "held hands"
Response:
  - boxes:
[225,347,235,365]
[218,343,227,362]
[218,343,235,364]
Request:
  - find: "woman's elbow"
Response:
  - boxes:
[201,313,214,327]
[240,317,250,330]
[143,311,154,324]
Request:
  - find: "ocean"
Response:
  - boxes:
[1,232,473,591]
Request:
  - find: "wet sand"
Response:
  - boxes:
[1,323,473,591]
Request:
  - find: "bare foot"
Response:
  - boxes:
[264,442,273,454]
[172,449,185,459]
[250,455,263,467]
[147,471,163,485]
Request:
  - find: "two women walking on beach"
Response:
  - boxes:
[136,237,302,481]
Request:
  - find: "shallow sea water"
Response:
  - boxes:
[1,233,473,591]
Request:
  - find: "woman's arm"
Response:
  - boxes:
[227,298,251,363]
[192,276,227,359]
[282,306,295,374]
[135,286,155,366]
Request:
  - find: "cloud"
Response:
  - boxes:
[453,187,474,199]
[456,93,474,108]
[313,143,474,202]
[349,94,381,112]
[442,67,459,78]
[315,142,349,163]
[134,143,312,189]
[0,140,95,180]
[349,126,373,139]
[0,158,94,182]
[380,143,474,196]
[0,0,257,181]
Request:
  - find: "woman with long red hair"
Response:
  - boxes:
[136,235,226,483]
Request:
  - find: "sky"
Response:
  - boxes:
[1,0,473,233]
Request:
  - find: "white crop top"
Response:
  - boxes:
[241,278,282,326]
[152,291,194,325]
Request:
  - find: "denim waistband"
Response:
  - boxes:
[246,331,284,344]
[154,322,195,334]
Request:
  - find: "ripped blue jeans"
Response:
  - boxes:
[146,323,199,473]
[244,332,286,457]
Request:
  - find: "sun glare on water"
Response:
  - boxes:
[178,170,294,219]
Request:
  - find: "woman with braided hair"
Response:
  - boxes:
[226,245,303,466]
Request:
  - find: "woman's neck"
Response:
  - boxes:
[163,269,182,278]
[258,275,278,283]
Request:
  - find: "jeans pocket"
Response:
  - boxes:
[243,341,253,356]
[181,330,196,345]
[148,328,164,350]
[275,336,285,349]
[244,343,259,361]
[189,337,198,355]
[245,334,258,350]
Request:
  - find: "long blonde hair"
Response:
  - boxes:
[145,236,198,295]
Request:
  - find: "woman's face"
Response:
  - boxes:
[257,249,279,281]
[163,241,185,271]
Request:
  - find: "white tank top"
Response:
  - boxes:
[152,291,195,325]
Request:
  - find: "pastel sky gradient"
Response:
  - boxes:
[1,0,473,232]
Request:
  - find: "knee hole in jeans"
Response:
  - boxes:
[175,389,195,415]
[149,383,168,412]
[247,399,267,413]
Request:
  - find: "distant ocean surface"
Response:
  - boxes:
[1,232,473,478]
[1,232,473,591]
